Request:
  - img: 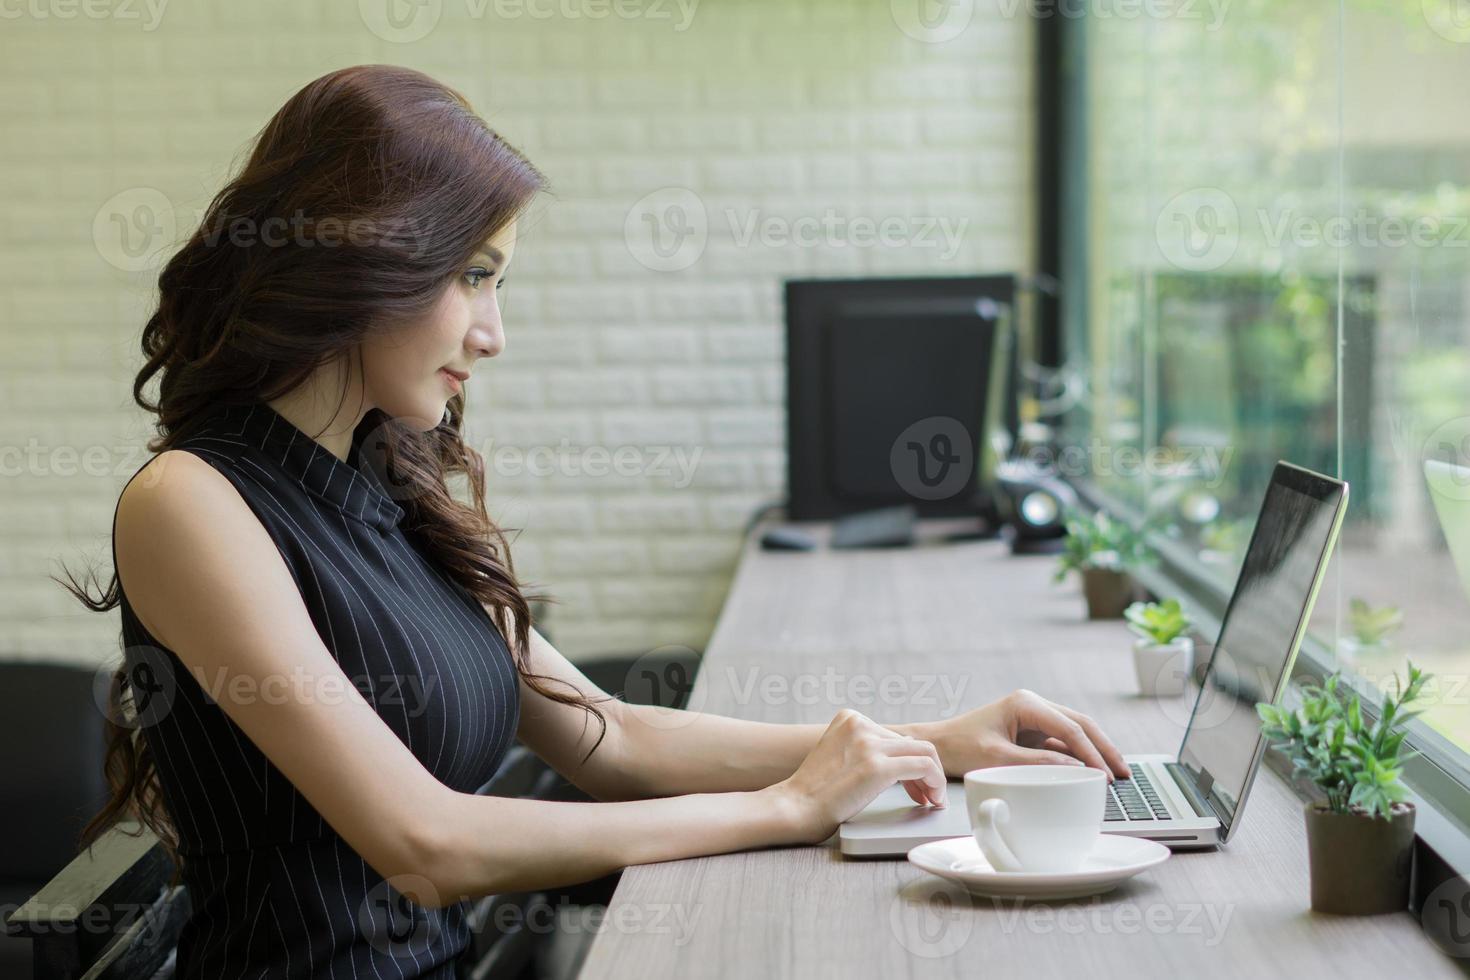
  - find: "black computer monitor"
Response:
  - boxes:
[784,275,1018,521]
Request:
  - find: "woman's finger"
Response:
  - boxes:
[1004,744,1089,768]
[1010,693,1112,779]
[882,754,948,805]
[1047,700,1130,777]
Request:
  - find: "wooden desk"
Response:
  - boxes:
[579,519,1461,977]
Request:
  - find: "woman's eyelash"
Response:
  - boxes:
[464,267,495,289]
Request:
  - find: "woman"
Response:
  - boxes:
[66,65,1128,978]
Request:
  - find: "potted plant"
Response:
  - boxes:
[1256,663,1429,915]
[1053,509,1152,619]
[1338,598,1403,664]
[1124,598,1194,696]
[1197,517,1247,566]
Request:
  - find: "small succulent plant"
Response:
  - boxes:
[1124,598,1192,646]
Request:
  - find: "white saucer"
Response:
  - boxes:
[907,834,1171,900]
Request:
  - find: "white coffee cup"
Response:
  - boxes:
[964,765,1106,873]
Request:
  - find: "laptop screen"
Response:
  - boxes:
[1176,463,1348,838]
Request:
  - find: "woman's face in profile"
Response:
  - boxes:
[360,218,518,429]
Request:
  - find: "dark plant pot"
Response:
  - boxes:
[1304,802,1415,915]
[1080,567,1133,619]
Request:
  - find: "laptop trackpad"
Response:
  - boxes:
[839,781,971,850]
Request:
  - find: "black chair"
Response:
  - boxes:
[0,662,111,979]
[4,646,702,980]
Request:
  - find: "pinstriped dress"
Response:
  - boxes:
[112,402,522,979]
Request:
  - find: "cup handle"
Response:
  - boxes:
[974,798,1024,873]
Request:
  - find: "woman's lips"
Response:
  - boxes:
[439,368,462,394]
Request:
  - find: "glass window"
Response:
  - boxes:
[1061,3,1470,757]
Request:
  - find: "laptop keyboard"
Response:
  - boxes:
[1103,763,1173,822]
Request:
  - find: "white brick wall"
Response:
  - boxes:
[0,0,1033,664]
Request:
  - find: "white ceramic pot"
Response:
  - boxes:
[1132,637,1194,696]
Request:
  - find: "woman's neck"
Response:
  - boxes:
[265,365,367,463]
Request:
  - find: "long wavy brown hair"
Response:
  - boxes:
[59,64,610,863]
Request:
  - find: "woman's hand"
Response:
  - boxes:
[765,708,948,845]
[918,689,1131,782]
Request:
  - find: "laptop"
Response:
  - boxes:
[839,461,1349,856]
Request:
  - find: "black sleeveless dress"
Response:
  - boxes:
[111,402,522,979]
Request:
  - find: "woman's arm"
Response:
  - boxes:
[511,617,1130,802]
[117,452,944,908]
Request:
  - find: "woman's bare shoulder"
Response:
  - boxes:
[115,448,280,647]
